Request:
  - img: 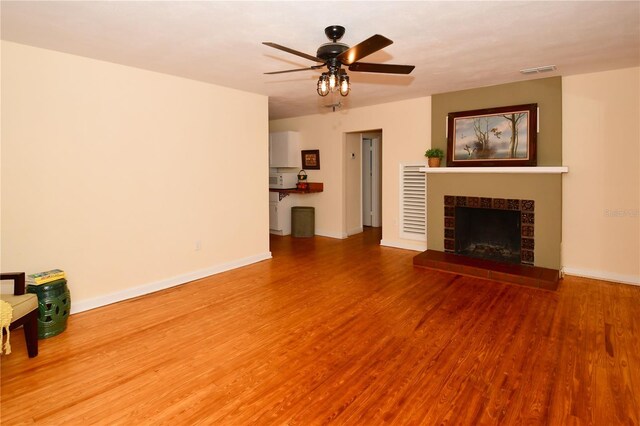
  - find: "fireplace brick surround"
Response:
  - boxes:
[443,195,535,265]
[414,181,561,290]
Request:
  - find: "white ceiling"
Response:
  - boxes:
[2,1,639,120]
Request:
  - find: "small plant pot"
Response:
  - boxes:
[428,157,441,167]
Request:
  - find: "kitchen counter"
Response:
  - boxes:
[270,182,323,200]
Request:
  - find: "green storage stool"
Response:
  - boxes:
[26,278,71,339]
[292,206,315,238]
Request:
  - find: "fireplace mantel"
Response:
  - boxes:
[418,166,568,174]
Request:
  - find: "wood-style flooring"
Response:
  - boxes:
[1,228,639,425]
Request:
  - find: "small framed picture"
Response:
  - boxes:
[301,149,320,170]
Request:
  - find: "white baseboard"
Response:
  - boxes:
[380,239,427,252]
[271,228,346,239]
[314,229,346,239]
[71,252,272,314]
[562,267,640,286]
[347,226,364,236]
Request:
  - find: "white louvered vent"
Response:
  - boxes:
[400,164,426,241]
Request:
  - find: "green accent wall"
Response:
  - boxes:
[427,77,563,269]
[431,77,562,166]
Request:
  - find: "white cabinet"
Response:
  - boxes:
[269,131,301,168]
[269,201,278,230]
[269,191,293,235]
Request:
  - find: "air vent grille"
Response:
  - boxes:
[400,164,426,241]
[520,65,557,75]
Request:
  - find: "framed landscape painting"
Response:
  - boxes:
[446,104,537,167]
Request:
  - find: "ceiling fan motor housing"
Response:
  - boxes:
[316,42,349,62]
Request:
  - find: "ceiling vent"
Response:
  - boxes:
[520,65,557,75]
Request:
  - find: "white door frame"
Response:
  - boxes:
[370,136,382,227]
[362,136,382,228]
[362,137,372,227]
[342,130,382,237]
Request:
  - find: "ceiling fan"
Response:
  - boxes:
[263,25,415,97]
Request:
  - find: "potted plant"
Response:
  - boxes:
[425,148,444,167]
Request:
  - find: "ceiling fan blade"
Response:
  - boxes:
[337,34,393,65]
[349,62,415,74]
[264,65,325,75]
[262,42,323,63]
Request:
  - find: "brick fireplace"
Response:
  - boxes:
[443,195,535,265]
[414,172,564,290]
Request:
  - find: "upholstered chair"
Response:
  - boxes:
[0,273,39,357]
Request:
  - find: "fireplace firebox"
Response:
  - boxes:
[455,207,521,264]
[444,195,535,265]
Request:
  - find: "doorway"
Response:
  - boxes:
[345,130,382,237]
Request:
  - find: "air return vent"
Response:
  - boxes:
[520,65,557,75]
[400,164,426,241]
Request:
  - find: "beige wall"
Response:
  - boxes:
[1,42,270,309]
[432,77,562,165]
[562,67,640,284]
[270,97,430,249]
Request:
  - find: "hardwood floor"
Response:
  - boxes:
[2,228,639,425]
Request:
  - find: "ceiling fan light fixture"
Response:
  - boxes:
[328,72,337,91]
[339,75,350,96]
[317,74,330,96]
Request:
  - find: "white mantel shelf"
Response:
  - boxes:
[418,166,569,174]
